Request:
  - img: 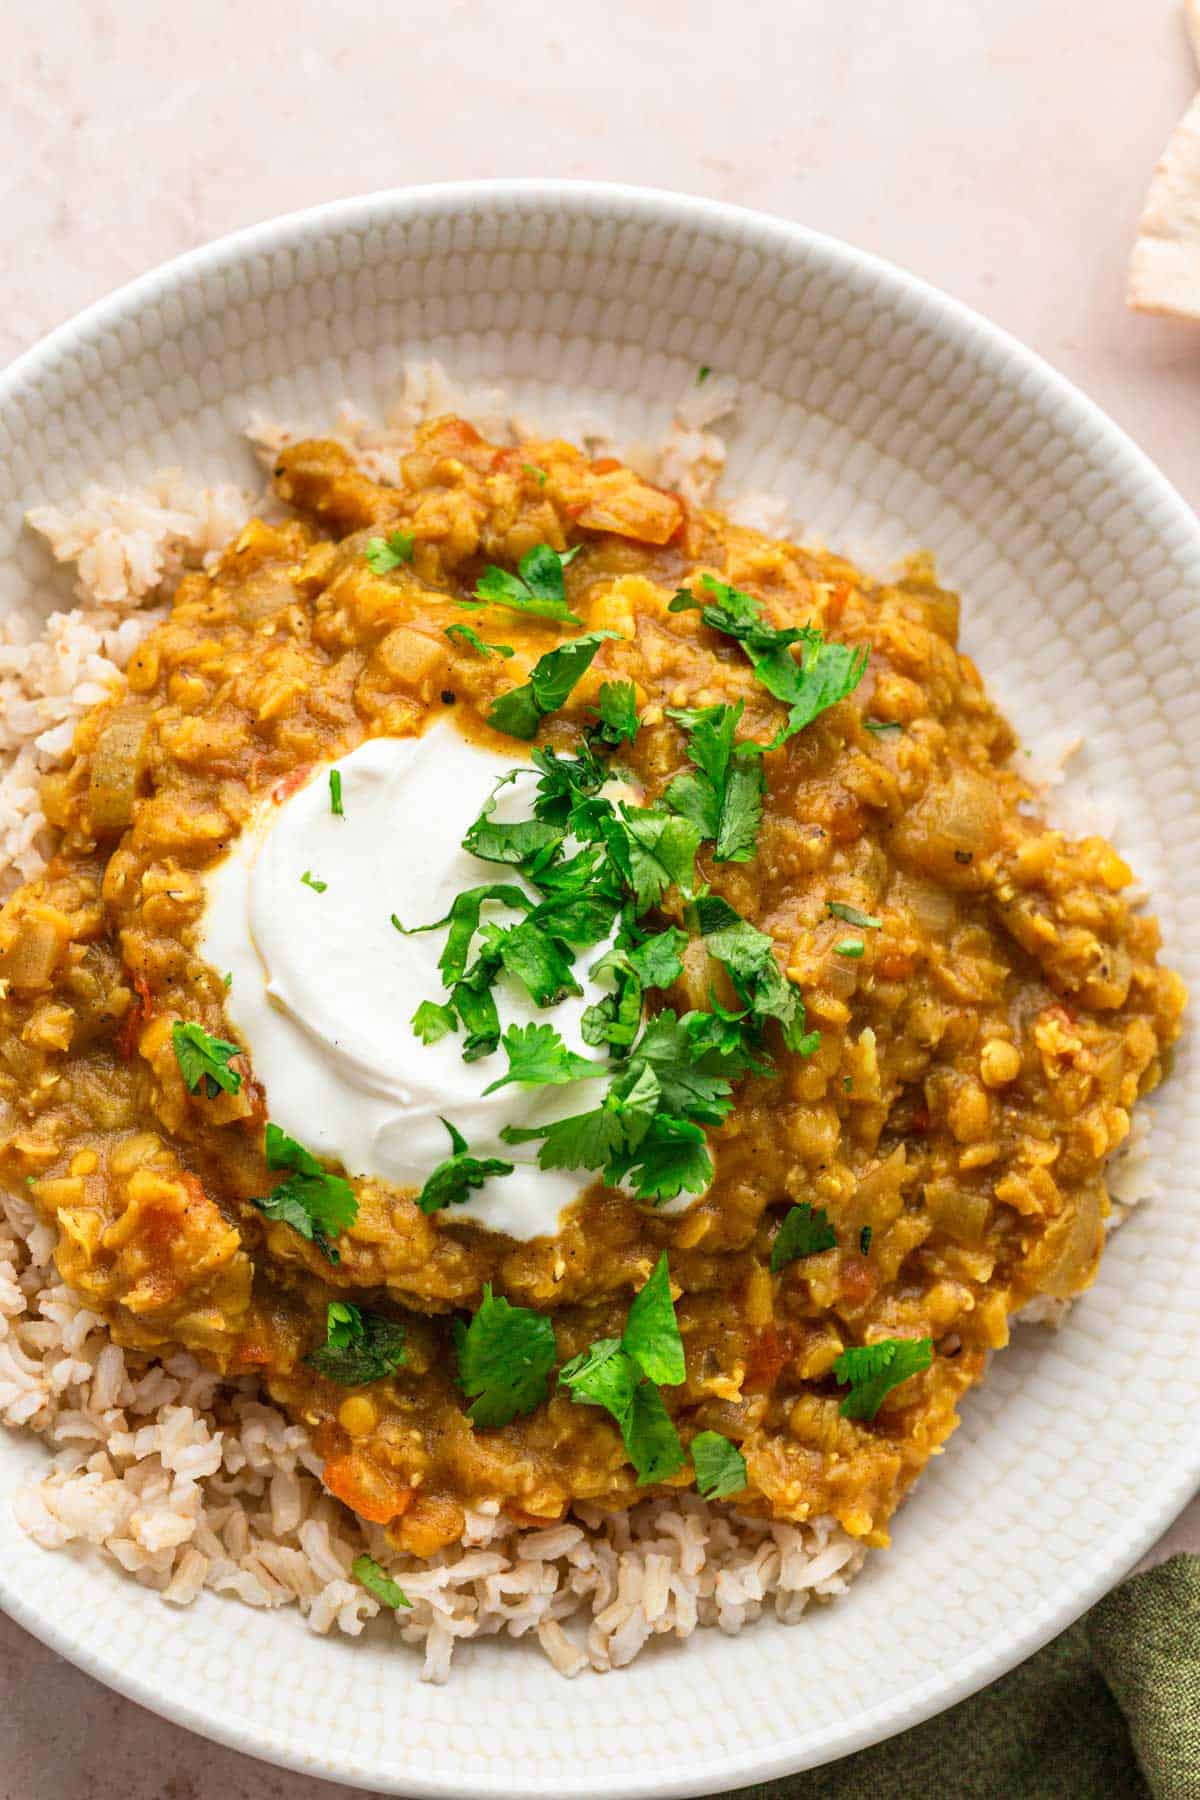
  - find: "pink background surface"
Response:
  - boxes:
[1,2,1197,1793]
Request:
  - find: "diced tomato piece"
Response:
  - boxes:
[272,765,312,805]
[744,1325,792,1394]
[115,973,155,1062]
[839,1256,876,1306]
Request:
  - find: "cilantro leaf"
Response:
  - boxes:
[588,680,639,747]
[558,1261,688,1484]
[691,1430,748,1499]
[609,1111,713,1202]
[558,1337,638,1423]
[622,1252,685,1384]
[502,1061,661,1174]
[834,1337,933,1421]
[473,543,584,624]
[624,1379,688,1483]
[670,575,867,748]
[448,958,503,1061]
[619,806,701,908]
[665,701,765,863]
[301,870,327,894]
[631,1009,734,1125]
[445,622,515,659]
[580,957,644,1051]
[495,918,583,1007]
[770,1203,837,1271]
[252,1123,358,1262]
[528,885,621,947]
[393,882,531,985]
[306,1302,407,1385]
[628,928,688,989]
[482,1022,602,1095]
[826,901,882,929]
[352,1553,411,1610]
[453,1284,557,1426]
[329,768,344,816]
[171,1020,243,1098]
[461,792,565,868]
[411,999,457,1045]
[364,530,415,574]
[692,895,812,1052]
[417,1118,514,1214]
[488,631,618,741]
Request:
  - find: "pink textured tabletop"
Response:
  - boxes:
[2,2,1199,1795]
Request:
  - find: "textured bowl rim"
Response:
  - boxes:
[0,177,1196,1799]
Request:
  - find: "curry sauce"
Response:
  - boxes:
[0,417,1184,1559]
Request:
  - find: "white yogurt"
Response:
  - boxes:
[200,723,620,1240]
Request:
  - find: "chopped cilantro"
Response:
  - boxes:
[691,1430,747,1498]
[523,462,548,486]
[171,1020,243,1098]
[252,1124,358,1263]
[301,870,327,894]
[692,895,813,1051]
[859,1225,873,1256]
[665,701,765,864]
[864,718,903,736]
[329,768,344,816]
[588,680,640,747]
[364,530,414,574]
[558,1254,687,1484]
[835,1337,932,1421]
[461,790,565,867]
[445,622,515,660]
[352,1553,411,1610]
[454,1284,557,1426]
[488,631,618,740]
[608,1109,713,1202]
[826,901,881,929]
[620,1252,686,1384]
[495,920,583,1007]
[393,881,531,984]
[770,1203,837,1271]
[417,1117,513,1214]
[620,806,701,908]
[629,928,688,989]
[471,543,584,624]
[482,1022,602,1095]
[411,999,458,1045]
[222,971,233,988]
[306,1301,407,1385]
[835,938,865,958]
[697,365,711,384]
[669,575,867,748]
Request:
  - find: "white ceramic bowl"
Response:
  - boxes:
[0,181,1197,1798]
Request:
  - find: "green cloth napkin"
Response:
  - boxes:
[735,1553,1200,1800]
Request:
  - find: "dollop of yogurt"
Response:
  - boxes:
[201,724,617,1240]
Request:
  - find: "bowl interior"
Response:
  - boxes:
[0,183,1197,1798]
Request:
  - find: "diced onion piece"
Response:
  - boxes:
[576,474,683,545]
[88,711,149,835]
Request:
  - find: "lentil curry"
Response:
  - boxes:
[0,417,1184,1564]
